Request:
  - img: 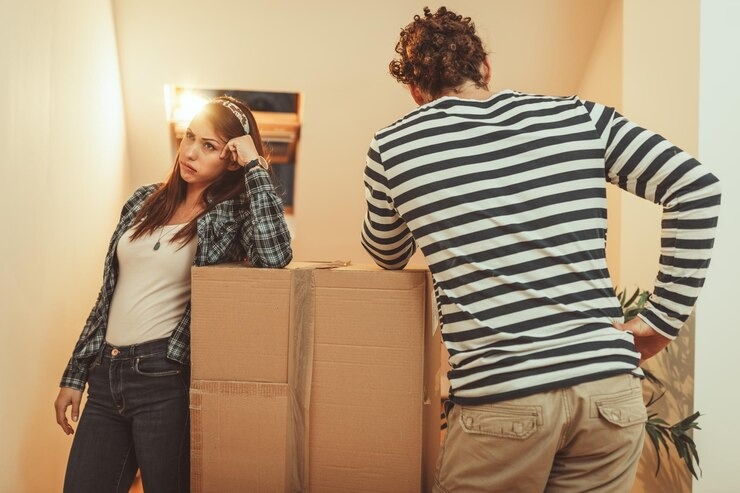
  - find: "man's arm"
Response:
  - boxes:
[592,102,721,341]
[361,137,416,269]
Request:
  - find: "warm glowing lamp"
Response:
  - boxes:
[172,92,208,129]
[164,85,209,137]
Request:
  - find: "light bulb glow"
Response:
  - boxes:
[172,91,208,128]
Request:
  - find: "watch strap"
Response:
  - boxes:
[245,156,269,171]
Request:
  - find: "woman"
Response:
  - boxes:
[54,96,292,492]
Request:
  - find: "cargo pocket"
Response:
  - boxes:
[593,388,647,427]
[459,404,541,439]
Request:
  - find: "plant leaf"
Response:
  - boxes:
[624,288,640,308]
[646,417,671,476]
[642,368,664,388]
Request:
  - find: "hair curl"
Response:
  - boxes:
[389,6,488,99]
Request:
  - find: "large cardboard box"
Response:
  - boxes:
[190,263,441,493]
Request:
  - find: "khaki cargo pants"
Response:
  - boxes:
[434,374,646,493]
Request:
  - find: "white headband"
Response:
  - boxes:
[215,99,250,134]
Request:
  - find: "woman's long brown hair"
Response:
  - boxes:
[129,96,266,246]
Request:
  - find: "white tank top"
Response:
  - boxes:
[105,224,197,346]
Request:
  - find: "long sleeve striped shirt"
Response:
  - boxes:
[61,166,292,391]
[361,90,720,405]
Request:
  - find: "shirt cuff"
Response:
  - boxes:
[637,310,679,340]
[60,361,89,392]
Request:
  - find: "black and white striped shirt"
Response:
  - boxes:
[362,90,720,405]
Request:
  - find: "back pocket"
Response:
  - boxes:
[459,404,542,439]
[592,388,646,427]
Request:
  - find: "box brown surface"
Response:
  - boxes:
[190,263,441,493]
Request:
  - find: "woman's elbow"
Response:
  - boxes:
[258,248,293,268]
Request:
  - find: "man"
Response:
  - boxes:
[361,7,720,492]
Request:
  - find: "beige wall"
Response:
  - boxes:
[4,0,725,490]
[0,1,611,489]
[111,0,609,267]
[0,0,127,491]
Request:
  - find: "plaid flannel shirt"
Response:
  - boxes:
[60,166,292,391]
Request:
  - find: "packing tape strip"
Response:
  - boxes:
[285,268,316,492]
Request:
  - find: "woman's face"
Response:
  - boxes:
[178,113,238,192]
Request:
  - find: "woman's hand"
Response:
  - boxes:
[55,387,83,435]
[613,316,671,364]
[220,135,260,167]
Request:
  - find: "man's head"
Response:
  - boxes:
[389,6,489,104]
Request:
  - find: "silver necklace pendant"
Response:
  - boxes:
[154,226,167,251]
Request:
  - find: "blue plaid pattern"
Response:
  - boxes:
[61,167,292,390]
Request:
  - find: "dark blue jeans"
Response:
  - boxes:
[63,338,190,493]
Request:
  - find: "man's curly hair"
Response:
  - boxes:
[389,6,488,99]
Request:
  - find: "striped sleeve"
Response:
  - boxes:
[361,136,416,269]
[596,105,721,338]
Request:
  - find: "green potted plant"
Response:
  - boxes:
[618,288,701,479]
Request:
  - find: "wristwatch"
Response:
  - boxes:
[245,156,269,171]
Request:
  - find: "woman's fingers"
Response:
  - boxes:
[54,388,82,435]
[54,397,73,434]
[222,136,259,166]
[70,391,81,423]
